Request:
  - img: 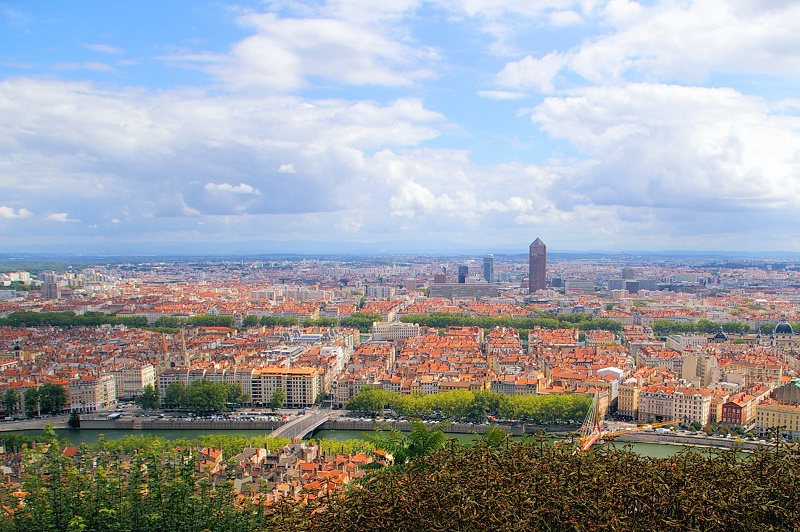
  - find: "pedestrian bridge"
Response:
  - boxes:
[269,410,330,440]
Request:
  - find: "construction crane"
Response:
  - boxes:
[581,419,682,448]
[573,393,679,451]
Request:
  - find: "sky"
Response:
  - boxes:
[1,0,800,256]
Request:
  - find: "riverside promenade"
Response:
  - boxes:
[0,414,70,432]
[73,415,577,437]
[4,414,775,452]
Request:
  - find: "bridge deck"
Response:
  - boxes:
[270,410,330,440]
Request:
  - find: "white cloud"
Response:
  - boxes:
[337,217,363,232]
[85,44,123,54]
[571,1,800,84]
[495,52,566,93]
[477,90,527,100]
[202,12,438,92]
[487,1,800,98]
[4,1,800,252]
[204,182,261,195]
[53,62,115,72]
[532,83,800,222]
[0,206,31,219]
[46,212,80,223]
[442,0,582,22]
[0,76,449,241]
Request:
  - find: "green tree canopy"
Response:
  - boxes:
[224,382,248,405]
[260,316,300,327]
[241,314,259,328]
[397,312,622,333]
[24,387,39,417]
[339,313,382,332]
[163,381,186,409]
[366,418,448,468]
[269,388,286,411]
[136,384,160,410]
[185,379,228,412]
[652,319,753,335]
[67,412,81,428]
[0,310,146,328]
[302,317,337,327]
[162,380,248,413]
[346,388,591,424]
[187,314,235,328]
[154,316,188,328]
[2,388,19,416]
[37,383,67,414]
[346,386,390,416]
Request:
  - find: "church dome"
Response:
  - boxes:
[774,320,794,335]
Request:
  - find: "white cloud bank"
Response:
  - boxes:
[1,0,800,252]
[0,206,32,219]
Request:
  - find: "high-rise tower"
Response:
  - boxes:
[528,238,546,292]
[41,271,61,299]
[483,254,495,283]
[457,265,469,284]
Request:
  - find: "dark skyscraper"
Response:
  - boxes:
[483,254,494,283]
[457,265,469,284]
[529,238,546,292]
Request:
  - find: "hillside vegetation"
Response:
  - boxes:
[3,436,800,531]
[269,439,800,531]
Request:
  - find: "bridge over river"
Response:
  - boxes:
[269,409,330,440]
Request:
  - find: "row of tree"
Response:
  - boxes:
[162,380,248,412]
[259,313,382,333]
[345,388,592,424]
[0,311,147,328]
[3,383,67,418]
[86,431,294,459]
[153,312,382,333]
[0,281,35,291]
[5,306,791,340]
[153,314,237,328]
[650,319,800,335]
[398,312,624,332]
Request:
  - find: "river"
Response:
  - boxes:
[3,427,729,460]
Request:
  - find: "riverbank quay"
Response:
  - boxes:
[76,416,576,437]
[75,417,777,451]
[614,431,770,452]
[7,416,775,452]
[0,415,69,432]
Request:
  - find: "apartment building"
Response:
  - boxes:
[254,367,320,407]
[617,382,640,419]
[638,385,675,423]
[636,348,685,375]
[638,385,713,424]
[371,321,420,341]
[672,387,713,425]
[70,374,116,413]
[756,401,800,440]
[110,364,155,399]
[721,394,757,427]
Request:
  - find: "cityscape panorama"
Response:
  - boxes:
[3,0,800,529]
[2,243,800,528]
